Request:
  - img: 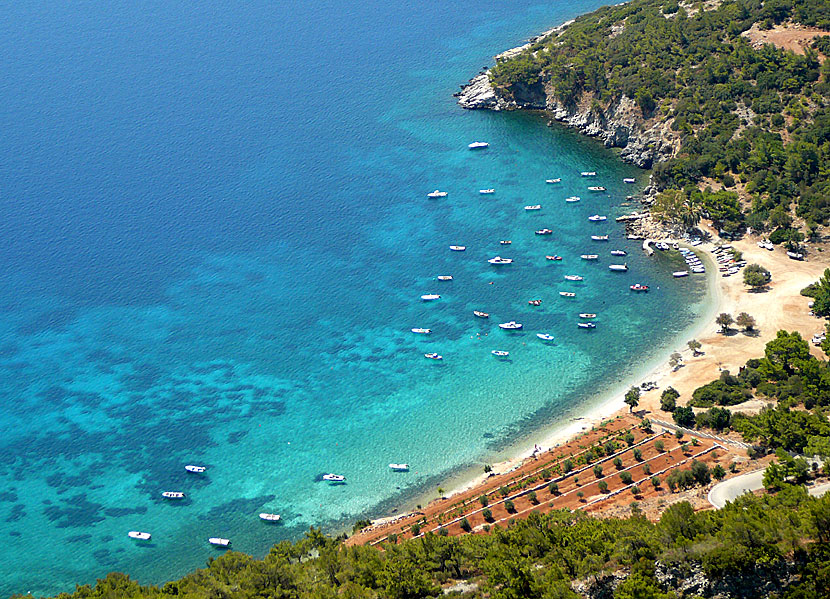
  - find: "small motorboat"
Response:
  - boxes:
[673,271,689,278]
[591,235,609,241]
[162,492,185,500]
[389,463,410,471]
[535,229,553,235]
[524,205,542,211]
[580,171,597,177]
[473,310,490,318]
[565,196,581,202]
[536,333,554,341]
[579,313,597,319]
[449,245,466,251]
[580,254,598,260]
[479,189,495,194]
[611,250,627,256]
[128,531,152,541]
[208,538,231,547]
[546,178,561,184]
[488,256,513,265]
[185,465,206,474]
[427,190,448,198]
[630,284,649,292]
[578,322,597,329]
[468,141,489,149]
[421,294,441,301]
[437,275,453,281]
[528,299,542,306]
[623,178,636,183]
[559,291,576,297]
[564,275,583,281]
[587,186,606,192]
[608,264,628,271]
[500,240,512,245]
[259,513,282,522]
[491,350,510,357]
[323,473,346,482]
[588,215,607,222]
[498,321,523,330]
[546,255,562,261]
[411,328,431,334]
[424,353,443,360]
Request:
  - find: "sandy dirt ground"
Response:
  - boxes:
[741,23,827,59]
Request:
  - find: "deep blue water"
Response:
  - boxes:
[0,1,709,596]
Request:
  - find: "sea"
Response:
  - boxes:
[0,1,710,596]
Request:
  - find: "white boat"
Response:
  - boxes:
[411,328,431,334]
[581,171,597,177]
[437,275,453,281]
[578,322,597,329]
[623,178,636,183]
[185,465,206,474]
[473,310,489,318]
[579,313,597,319]
[559,291,576,297]
[536,333,555,341]
[524,204,542,211]
[527,299,541,306]
[546,255,562,261]
[488,256,513,265]
[208,537,231,547]
[787,251,804,260]
[500,240,512,245]
[389,463,410,471]
[565,196,581,203]
[479,189,495,194]
[673,271,689,278]
[420,294,441,301]
[323,473,346,482]
[535,229,553,235]
[564,275,583,281]
[611,250,627,256]
[468,141,489,149]
[546,178,561,184]
[580,254,598,260]
[259,513,282,522]
[498,321,523,330]
[587,186,606,192]
[427,190,447,198]
[424,352,443,360]
[162,492,185,500]
[630,284,649,292]
[128,531,152,541]
[588,215,607,222]
[491,350,510,357]
[608,264,628,271]
[449,245,466,251]
[591,235,609,241]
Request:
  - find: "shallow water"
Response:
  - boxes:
[0,1,708,595]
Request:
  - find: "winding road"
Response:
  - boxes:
[708,469,830,508]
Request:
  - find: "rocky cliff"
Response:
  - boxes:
[456,53,680,169]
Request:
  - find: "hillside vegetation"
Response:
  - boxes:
[490,0,830,239]
[30,491,830,599]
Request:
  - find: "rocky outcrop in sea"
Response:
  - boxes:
[455,28,680,169]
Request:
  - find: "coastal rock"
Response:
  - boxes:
[457,73,499,110]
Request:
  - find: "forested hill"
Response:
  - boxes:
[486,0,830,240]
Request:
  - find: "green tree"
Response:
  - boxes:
[744,264,772,290]
[673,406,696,428]
[624,386,641,412]
[716,312,734,333]
[688,339,702,355]
[661,388,679,413]
[736,312,756,331]
[620,471,633,485]
[712,464,726,480]
[599,480,609,493]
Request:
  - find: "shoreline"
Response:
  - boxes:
[365,226,825,529]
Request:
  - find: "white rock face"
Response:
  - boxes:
[456,73,499,110]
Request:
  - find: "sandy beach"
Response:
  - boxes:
[396,227,828,515]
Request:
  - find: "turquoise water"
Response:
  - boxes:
[0,1,708,596]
